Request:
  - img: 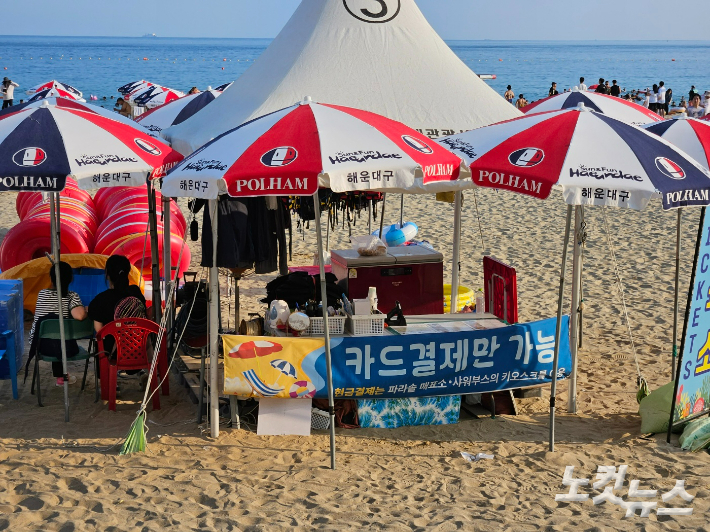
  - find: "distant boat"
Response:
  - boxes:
[142,33,158,38]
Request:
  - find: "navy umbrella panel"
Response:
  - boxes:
[28,88,86,103]
[0,107,70,192]
[118,80,149,95]
[0,101,183,191]
[135,90,221,137]
[523,90,661,126]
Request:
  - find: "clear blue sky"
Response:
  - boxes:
[3,0,707,40]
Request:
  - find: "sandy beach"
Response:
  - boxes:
[1,189,709,531]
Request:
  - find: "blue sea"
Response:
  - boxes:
[1,36,708,109]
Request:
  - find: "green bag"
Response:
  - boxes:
[679,417,710,452]
[639,382,675,434]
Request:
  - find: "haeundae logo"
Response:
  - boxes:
[655,157,686,180]
[343,0,401,24]
[261,147,298,167]
[134,138,162,156]
[401,135,434,154]
[509,148,545,168]
[13,147,47,167]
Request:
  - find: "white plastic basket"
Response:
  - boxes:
[311,408,330,430]
[347,313,386,336]
[302,316,346,336]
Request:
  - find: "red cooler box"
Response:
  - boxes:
[331,246,444,316]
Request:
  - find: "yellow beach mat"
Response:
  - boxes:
[0,253,144,314]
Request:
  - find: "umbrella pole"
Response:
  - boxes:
[162,196,173,350]
[326,206,330,252]
[209,199,220,439]
[368,199,372,235]
[400,194,404,227]
[568,206,583,414]
[450,191,463,314]
[313,193,336,470]
[672,208,682,381]
[50,192,70,422]
[148,180,162,324]
[549,205,573,452]
[379,193,387,239]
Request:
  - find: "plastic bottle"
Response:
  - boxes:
[368,287,378,313]
[475,289,485,315]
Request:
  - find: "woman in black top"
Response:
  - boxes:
[88,255,146,332]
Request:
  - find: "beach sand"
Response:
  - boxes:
[1,190,709,531]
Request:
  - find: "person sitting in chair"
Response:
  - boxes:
[88,255,146,333]
[28,262,88,387]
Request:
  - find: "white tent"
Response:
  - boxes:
[163,0,521,155]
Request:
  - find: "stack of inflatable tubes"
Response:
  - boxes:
[93,186,189,281]
[0,178,96,271]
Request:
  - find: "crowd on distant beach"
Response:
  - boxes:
[506,75,710,118]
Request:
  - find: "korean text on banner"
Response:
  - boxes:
[223,316,571,400]
[672,209,710,426]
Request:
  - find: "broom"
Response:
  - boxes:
[118,205,198,455]
[120,411,147,455]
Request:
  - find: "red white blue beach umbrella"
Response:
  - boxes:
[0,100,183,192]
[162,98,463,199]
[132,86,185,109]
[118,80,152,95]
[523,90,661,126]
[0,97,137,128]
[135,90,222,137]
[28,88,86,103]
[438,105,710,210]
[26,80,83,98]
[644,117,710,169]
[213,82,233,92]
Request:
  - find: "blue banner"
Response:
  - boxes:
[672,209,710,425]
[315,316,570,399]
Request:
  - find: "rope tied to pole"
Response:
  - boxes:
[600,207,649,403]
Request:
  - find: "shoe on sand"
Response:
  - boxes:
[56,375,78,386]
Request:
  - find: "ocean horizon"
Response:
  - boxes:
[1,35,708,107]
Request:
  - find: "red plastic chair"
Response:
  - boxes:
[96,318,169,411]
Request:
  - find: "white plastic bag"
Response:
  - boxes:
[351,235,387,257]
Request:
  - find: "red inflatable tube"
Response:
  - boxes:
[17,188,95,221]
[0,220,90,271]
[106,233,191,281]
[102,200,186,236]
[25,201,99,236]
[26,213,96,250]
[93,186,146,218]
[94,221,167,255]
